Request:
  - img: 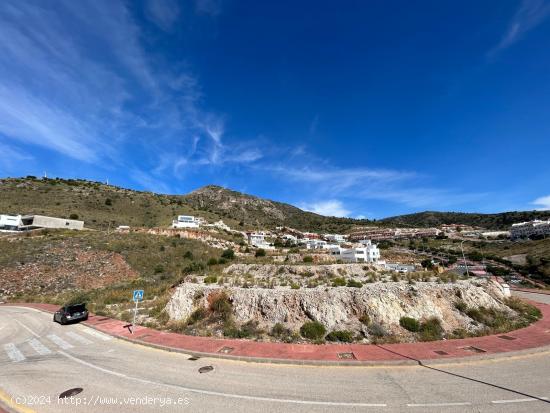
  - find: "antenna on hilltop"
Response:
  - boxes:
[43,171,47,179]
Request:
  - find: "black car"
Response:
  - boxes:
[53,303,89,325]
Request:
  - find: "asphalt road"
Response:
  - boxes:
[1,298,549,413]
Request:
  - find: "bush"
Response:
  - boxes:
[204,275,218,284]
[359,314,370,325]
[303,256,313,263]
[331,277,346,287]
[255,249,266,257]
[454,300,467,313]
[368,322,387,338]
[504,297,542,321]
[399,316,420,332]
[418,317,444,341]
[300,321,326,340]
[326,330,354,343]
[105,198,112,206]
[69,213,79,220]
[221,249,235,260]
[154,265,164,274]
[188,307,207,324]
[208,292,232,320]
[183,251,194,260]
[207,258,218,266]
[347,279,362,288]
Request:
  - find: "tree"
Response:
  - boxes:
[255,249,266,257]
[221,249,235,260]
[421,259,434,269]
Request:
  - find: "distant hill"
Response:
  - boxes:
[2,177,548,232]
[381,210,550,230]
[0,177,371,232]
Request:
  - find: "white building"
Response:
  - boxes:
[304,239,327,250]
[205,220,230,231]
[510,220,550,239]
[172,215,201,229]
[385,263,416,273]
[282,234,298,244]
[0,214,84,231]
[329,241,381,263]
[324,234,346,243]
[247,232,275,250]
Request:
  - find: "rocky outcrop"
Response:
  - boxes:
[166,279,510,336]
[223,263,378,278]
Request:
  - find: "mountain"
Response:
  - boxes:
[2,177,548,232]
[182,185,371,232]
[0,177,371,232]
[381,210,550,230]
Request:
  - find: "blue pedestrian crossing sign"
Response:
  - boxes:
[133,290,144,302]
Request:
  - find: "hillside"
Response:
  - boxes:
[381,210,550,230]
[182,185,371,232]
[0,177,371,232]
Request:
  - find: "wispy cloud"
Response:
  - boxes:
[146,0,181,31]
[299,200,351,217]
[489,0,550,57]
[532,194,550,210]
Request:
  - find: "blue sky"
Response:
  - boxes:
[1,0,549,218]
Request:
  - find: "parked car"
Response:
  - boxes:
[53,303,89,325]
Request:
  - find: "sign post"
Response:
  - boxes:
[131,290,144,333]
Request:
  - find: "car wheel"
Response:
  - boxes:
[53,315,57,323]
[60,317,67,325]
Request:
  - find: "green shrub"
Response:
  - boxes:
[255,249,266,257]
[454,300,467,313]
[290,282,300,289]
[221,249,235,260]
[300,321,326,340]
[204,275,218,284]
[188,307,207,324]
[326,330,354,342]
[347,279,362,288]
[183,251,194,259]
[418,317,444,341]
[399,316,420,332]
[303,256,313,263]
[154,264,164,274]
[504,297,542,321]
[105,198,112,206]
[271,323,292,338]
[331,277,346,287]
[69,213,79,220]
[207,258,218,266]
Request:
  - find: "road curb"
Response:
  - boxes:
[3,301,550,367]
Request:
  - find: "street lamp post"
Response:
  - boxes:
[460,240,470,277]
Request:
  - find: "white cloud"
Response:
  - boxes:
[489,0,550,56]
[532,195,550,210]
[299,200,351,217]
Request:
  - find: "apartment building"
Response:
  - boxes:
[0,214,84,231]
[329,241,381,263]
[172,215,201,229]
[510,220,550,239]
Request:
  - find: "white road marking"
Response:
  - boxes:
[492,397,549,404]
[407,402,472,407]
[58,351,387,407]
[28,338,52,355]
[81,328,112,341]
[47,334,73,350]
[66,331,93,345]
[4,343,25,362]
[15,320,40,338]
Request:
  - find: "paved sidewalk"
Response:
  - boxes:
[3,301,550,365]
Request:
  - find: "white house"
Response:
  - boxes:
[304,239,327,250]
[329,241,381,263]
[0,214,23,232]
[282,234,298,244]
[247,232,275,250]
[172,215,200,229]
